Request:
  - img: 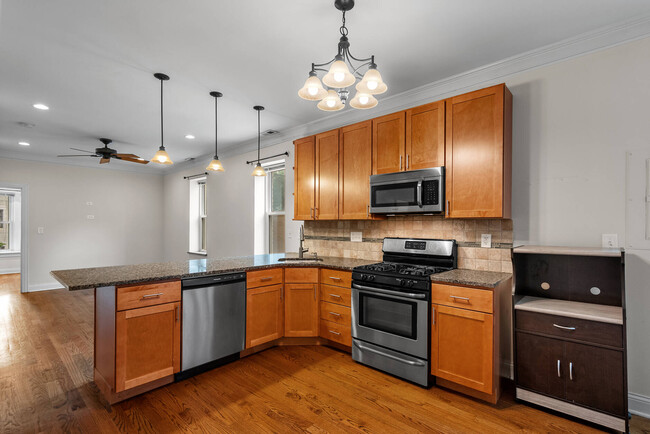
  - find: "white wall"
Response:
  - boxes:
[0,158,165,290]
[163,140,300,261]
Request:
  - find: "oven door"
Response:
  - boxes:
[351,283,429,359]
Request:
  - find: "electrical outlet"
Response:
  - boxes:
[602,234,618,248]
[37,227,44,234]
[87,215,95,220]
[350,231,363,242]
[481,234,492,248]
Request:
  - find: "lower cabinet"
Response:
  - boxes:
[284,283,319,337]
[246,284,284,348]
[319,269,352,348]
[116,301,181,392]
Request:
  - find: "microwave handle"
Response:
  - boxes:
[417,180,423,207]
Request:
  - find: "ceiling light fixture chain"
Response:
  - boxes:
[206,91,224,171]
[298,0,387,111]
[151,73,173,164]
[251,105,266,177]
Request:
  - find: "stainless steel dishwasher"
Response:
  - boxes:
[177,272,246,380]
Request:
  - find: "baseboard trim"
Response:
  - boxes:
[629,392,650,419]
[0,268,20,275]
[27,282,65,292]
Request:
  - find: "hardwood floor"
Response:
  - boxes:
[1,273,649,433]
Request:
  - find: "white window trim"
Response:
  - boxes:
[265,163,285,254]
[188,176,208,255]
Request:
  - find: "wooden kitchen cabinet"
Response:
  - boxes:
[319,269,352,349]
[339,121,373,219]
[246,284,284,348]
[372,111,405,174]
[115,301,181,392]
[293,136,316,220]
[315,130,339,220]
[284,267,319,337]
[445,84,512,218]
[405,101,445,170]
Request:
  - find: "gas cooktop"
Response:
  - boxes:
[355,262,451,278]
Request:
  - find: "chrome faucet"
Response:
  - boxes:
[298,225,309,259]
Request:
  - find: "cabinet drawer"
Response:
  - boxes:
[320,302,351,327]
[431,283,493,314]
[320,319,351,346]
[320,269,351,288]
[320,284,351,307]
[247,268,283,289]
[515,310,623,348]
[117,281,181,311]
[284,267,319,283]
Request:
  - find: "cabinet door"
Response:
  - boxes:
[294,136,316,220]
[339,121,373,219]
[115,302,181,392]
[246,284,284,348]
[372,112,406,174]
[515,332,566,399]
[405,101,445,170]
[315,130,339,220]
[565,342,625,416]
[285,283,319,337]
[432,304,493,394]
[445,84,511,218]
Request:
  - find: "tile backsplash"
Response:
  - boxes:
[304,216,513,273]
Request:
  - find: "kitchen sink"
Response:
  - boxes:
[278,257,323,262]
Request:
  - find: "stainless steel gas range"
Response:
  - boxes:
[351,237,457,386]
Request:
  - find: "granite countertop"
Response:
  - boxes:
[51,254,376,291]
[431,269,512,288]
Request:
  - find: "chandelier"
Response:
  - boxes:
[298,0,387,111]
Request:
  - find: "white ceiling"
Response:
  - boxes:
[2,0,650,172]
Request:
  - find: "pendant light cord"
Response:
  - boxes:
[257,109,261,163]
[160,78,164,149]
[214,96,218,158]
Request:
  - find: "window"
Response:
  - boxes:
[189,177,207,254]
[0,193,10,250]
[267,164,285,254]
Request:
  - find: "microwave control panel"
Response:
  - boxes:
[422,180,439,205]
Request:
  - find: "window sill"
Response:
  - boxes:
[0,251,20,257]
[188,251,208,256]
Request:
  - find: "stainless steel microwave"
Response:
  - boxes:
[369,167,444,214]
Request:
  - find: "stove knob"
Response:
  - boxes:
[407,280,415,287]
[397,278,405,286]
[368,275,375,281]
[361,274,367,281]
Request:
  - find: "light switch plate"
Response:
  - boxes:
[37,227,44,234]
[350,231,363,242]
[602,234,618,248]
[481,234,492,248]
[87,215,95,220]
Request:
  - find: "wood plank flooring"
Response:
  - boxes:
[1,273,649,433]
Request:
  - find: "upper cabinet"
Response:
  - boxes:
[445,84,512,218]
[406,101,445,170]
[372,112,406,174]
[293,136,316,220]
[315,130,339,220]
[339,121,373,220]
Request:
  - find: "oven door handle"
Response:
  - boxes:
[353,341,426,367]
[417,179,423,207]
[352,283,426,299]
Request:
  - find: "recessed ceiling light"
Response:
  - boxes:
[18,141,30,146]
[185,134,195,139]
[33,103,49,110]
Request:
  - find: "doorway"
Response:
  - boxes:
[0,184,28,293]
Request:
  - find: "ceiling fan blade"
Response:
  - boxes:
[100,158,110,164]
[57,154,98,157]
[115,153,141,159]
[115,155,149,164]
[70,147,96,154]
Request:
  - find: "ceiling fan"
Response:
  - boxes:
[57,138,148,165]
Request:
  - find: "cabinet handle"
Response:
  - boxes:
[406,154,410,169]
[367,205,370,218]
[175,305,179,322]
[569,362,574,381]
[329,293,342,299]
[141,293,163,299]
[314,285,316,301]
[450,295,470,302]
[557,360,561,378]
[432,306,435,326]
[280,286,284,301]
[328,330,341,336]
[260,277,273,282]
[328,311,341,317]
[310,208,314,219]
[314,207,319,219]
[446,200,450,217]
[329,277,342,281]
[552,324,576,331]
[399,155,403,171]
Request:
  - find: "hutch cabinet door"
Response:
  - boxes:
[515,332,566,399]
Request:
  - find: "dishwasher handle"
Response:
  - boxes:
[182,272,246,289]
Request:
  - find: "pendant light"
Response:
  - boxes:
[206,91,224,171]
[251,105,266,177]
[151,73,173,165]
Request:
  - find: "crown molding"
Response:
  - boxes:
[213,14,650,162]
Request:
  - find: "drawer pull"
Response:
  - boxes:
[450,295,470,302]
[260,277,273,282]
[328,330,341,336]
[569,362,574,381]
[329,277,342,281]
[552,324,576,331]
[328,293,342,299]
[328,311,342,317]
[557,360,561,378]
[141,293,163,299]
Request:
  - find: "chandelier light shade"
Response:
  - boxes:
[151,73,173,165]
[251,105,266,177]
[298,73,328,100]
[298,0,387,111]
[206,91,224,172]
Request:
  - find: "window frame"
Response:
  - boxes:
[0,193,14,251]
[264,162,285,254]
